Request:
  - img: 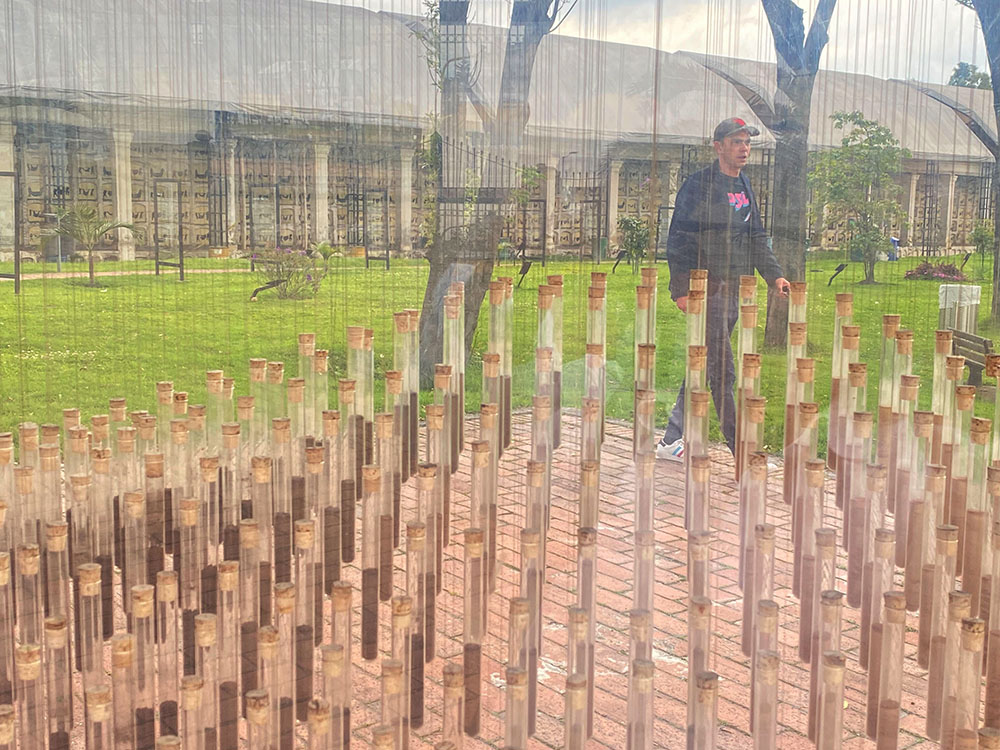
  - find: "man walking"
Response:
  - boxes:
[657,117,790,460]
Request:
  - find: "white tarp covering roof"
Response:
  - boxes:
[0,0,993,161]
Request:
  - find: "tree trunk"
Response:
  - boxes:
[763,76,814,347]
[88,248,95,285]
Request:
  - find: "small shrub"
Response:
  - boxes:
[903,261,967,282]
[253,246,327,299]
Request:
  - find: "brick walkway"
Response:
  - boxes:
[343,409,933,749]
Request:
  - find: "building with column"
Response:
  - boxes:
[0,0,994,263]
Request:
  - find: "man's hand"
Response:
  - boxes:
[675,296,688,313]
[774,277,790,297]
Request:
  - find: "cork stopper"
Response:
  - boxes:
[913,410,934,438]
[181,675,203,710]
[443,294,461,319]
[798,402,819,429]
[308,698,331,734]
[321,644,345,679]
[745,396,766,424]
[480,402,498,429]
[789,321,807,346]
[633,659,655,687]
[821,652,845,682]
[337,378,357,408]
[686,288,705,315]
[688,345,707,371]
[852,411,873,439]
[483,353,500,378]
[219,560,238,592]
[111,634,134,669]
[990,468,1000,498]
[742,353,761,379]
[156,738,182,749]
[947,356,966,380]
[895,328,913,355]
[956,385,976,411]
[85,685,112,721]
[322,410,340,437]
[417,463,437,491]
[252,455,272,483]
[961,617,985,652]
[17,544,39,576]
[739,274,756,295]
[257,626,279,659]
[298,332,316,357]
[237,396,255,422]
[695,671,719,698]
[249,358,267,383]
[131,584,155,618]
[14,465,33,496]
[883,591,906,623]
[434,364,453,391]
[874,528,895,558]
[816,528,836,553]
[221,422,241,450]
[755,524,775,557]
[206,370,224,395]
[295,520,315,550]
[394,310,411,332]
[510,597,530,623]
[287,378,305,404]
[936,329,954,355]
[223,378,235,400]
[305,445,324,474]
[789,281,807,305]
[757,650,779,681]
[899,374,920,401]
[39,443,60,472]
[820,589,843,612]
[172,392,189,416]
[138,415,156,441]
[407,308,421,328]
[14,643,40,681]
[548,273,565,290]
[199,455,220,483]
[373,725,395,749]
[585,343,604,359]
[464,528,484,555]
[581,398,601,420]
[385,370,403,396]
[866,463,887,493]
[179,498,199,527]
[375,412,394,440]
[926,464,947,495]
[265,361,285,388]
[629,609,652,635]
[442,662,464,688]
[44,615,68,649]
[538,284,553,309]
[507,666,528,689]
[796,358,815,383]
[488,281,504,305]
[841,324,860,351]
[45,520,68,551]
[91,447,111,475]
[532,395,551,420]
[980,727,1000,750]
[882,314,901,339]
[156,570,178,603]
[972,418,992,445]
[804,458,825,487]
[362,465,381,494]
[691,454,711,483]
[194,613,217,647]
[116,426,136,454]
[987,354,1000,379]
[392,595,413,621]
[758,599,779,628]
[636,284,652,309]
[240,519,261,549]
[169,418,188,446]
[124,490,145,521]
[520,528,541,555]
[748,452,768,481]
[271,417,291,444]
[689,268,708,286]
[274,582,296,614]
[313,350,329,375]
[425,404,443,430]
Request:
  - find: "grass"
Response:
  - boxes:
[1,251,995,455]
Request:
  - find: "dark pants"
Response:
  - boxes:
[661,293,739,453]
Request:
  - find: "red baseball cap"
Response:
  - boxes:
[713,117,761,141]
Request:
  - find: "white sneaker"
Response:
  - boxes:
[656,438,684,462]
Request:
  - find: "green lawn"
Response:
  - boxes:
[1,252,994,455]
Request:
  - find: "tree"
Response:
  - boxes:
[692,0,838,346]
[952,0,1000,320]
[48,206,138,286]
[808,112,909,284]
[410,0,571,384]
[949,61,992,89]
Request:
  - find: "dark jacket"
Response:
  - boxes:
[666,161,784,300]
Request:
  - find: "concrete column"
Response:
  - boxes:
[944,173,958,251]
[224,140,238,246]
[906,173,919,247]
[606,159,623,250]
[543,156,558,255]
[398,148,413,254]
[664,164,681,226]
[0,122,14,257]
[313,143,331,243]
[111,129,135,260]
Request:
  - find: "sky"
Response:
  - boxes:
[365,0,991,87]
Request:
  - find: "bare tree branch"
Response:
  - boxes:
[803,0,839,72]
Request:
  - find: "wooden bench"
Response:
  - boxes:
[951,328,995,386]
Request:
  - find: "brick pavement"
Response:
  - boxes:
[343,409,934,749]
